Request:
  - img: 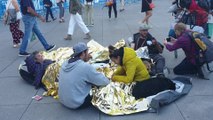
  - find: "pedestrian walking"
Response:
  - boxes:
[5,0,24,48]
[64,0,91,40]
[84,0,94,26]
[56,0,65,23]
[141,0,153,24]
[43,0,57,22]
[19,0,56,56]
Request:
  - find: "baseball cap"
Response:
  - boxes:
[71,42,88,57]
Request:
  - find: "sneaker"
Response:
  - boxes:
[84,33,91,40]
[46,45,56,52]
[53,18,57,21]
[119,9,125,12]
[64,35,72,40]
[19,52,30,57]
[13,44,19,48]
[46,20,51,22]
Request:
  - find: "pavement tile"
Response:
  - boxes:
[100,103,184,120]
[176,96,213,120]
[20,103,100,120]
[0,105,27,120]
[0,77,37,105]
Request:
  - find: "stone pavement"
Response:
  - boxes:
[0,0,213,120]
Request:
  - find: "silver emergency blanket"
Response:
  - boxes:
[135,46,150,59]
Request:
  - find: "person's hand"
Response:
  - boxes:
[38,16,45,22]
[170,37,176,43]
[163,39,168,46]
[152,39,157,45]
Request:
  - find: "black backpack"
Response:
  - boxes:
[196,0,210,12]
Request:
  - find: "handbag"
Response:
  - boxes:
[106,0,113,6]
[7,9,17,23]
[3,1,17,25]
[145,0,155,9]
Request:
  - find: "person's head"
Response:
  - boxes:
[32,51,44,63]
[72,42,90,62]
[139,24,151,37]
[174,23,186,36]
[108,45,124,65]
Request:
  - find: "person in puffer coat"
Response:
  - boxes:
[109,46,150,83]
[109,46,176,99]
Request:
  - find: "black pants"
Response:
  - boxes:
[77,94,92,109]
[108,3,117,18]
[174,58,198,75]
[45,7,54,21]
[132,77,176,99]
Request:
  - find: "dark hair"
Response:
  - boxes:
[32,51,40,60]
[108,45,124,65]
[75,49,88,58]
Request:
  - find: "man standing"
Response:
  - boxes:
[19,0,56,56]
[58,42,109,109]
[64,0,91,40]
[84,0,94,27]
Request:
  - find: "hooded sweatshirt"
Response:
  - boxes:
[112,47,150,83]
[58,59,109,109]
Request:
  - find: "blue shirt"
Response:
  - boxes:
[20,0,35,15]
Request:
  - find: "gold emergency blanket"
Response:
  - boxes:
[39,40,150,115]
[41,47,73,99]
[91,82,149,115]
[42,63,60,99]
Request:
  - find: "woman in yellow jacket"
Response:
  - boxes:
[109,46,175,99]
[109,46,150,83]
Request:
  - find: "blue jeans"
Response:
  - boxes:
[20,15,50,53]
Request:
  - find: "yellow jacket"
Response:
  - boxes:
[112,47,150,83]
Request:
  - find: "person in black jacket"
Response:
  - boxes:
[43,0,56,22]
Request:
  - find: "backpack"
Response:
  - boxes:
[196,0,210,12]
[187,31,213,74]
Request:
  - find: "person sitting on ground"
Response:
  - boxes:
[24,51,54,89]
[131,24,165,77]
[108,46,176,99]
[163,22,203,78]
[58,42,110,109]
[108,45,150,83]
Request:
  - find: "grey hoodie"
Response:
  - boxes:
[58,59,109,109]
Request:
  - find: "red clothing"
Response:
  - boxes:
[189,0,204,12]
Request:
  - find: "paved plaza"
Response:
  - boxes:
[0,0,213,120]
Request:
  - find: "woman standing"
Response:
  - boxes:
[107,0,117,19]
[141,0,153,24]
[56,0,65,23]
[6,0,24,48]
